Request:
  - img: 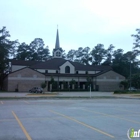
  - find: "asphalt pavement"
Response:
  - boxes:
[0,98,140,140]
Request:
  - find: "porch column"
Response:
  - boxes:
[50,84,52,91]
[61,84,63,89]
[72,84,74,89]
[46,81,48,91]
[58,76,59,90]
[78,77,80,89]
[83,84,85,90]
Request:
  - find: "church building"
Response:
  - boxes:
[4,29,125,92]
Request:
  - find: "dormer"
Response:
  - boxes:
[59,61,75,74]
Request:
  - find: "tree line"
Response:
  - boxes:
[0,26,140,89]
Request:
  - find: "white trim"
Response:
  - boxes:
[97,79,122,82]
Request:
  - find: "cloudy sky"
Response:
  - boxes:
[0,0,140,54]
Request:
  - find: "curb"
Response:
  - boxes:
[0,96,139,100]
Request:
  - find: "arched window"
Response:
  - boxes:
[65,66,70,73]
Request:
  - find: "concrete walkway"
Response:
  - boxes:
[0,91,139,99]
[0,92,28,97]
[54,92,140,99]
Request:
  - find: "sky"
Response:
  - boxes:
[0,0,140,55]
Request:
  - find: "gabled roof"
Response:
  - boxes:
[11,58,112,72]
[30,58,66,69]
[10,59,40,66]
[8,66,45,76]
[11,58,112,71]
[71,61,112,71]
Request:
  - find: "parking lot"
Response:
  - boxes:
[0,98,140,140]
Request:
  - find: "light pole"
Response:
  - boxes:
[130,61,132,91]
[90,84,91,98]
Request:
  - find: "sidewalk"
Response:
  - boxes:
[0,91,139,99]
[0,92,28,97]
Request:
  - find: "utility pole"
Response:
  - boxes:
[90,84,91,98]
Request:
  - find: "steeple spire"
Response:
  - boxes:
[53,26,62,58]
[55,25,60,49]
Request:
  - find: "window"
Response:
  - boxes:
[86,71,88,74]
[56,70,59,73]
[56,51,61,57]
[76,71,78,74]
[65,66,70,73]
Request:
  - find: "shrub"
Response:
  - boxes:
[41,82,46,89]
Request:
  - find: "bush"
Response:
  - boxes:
[114,90,128,94]
[41,82,46,89]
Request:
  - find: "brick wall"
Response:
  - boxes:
[96,70,125,91]
[7,68,125,92]
[7,68,45,92]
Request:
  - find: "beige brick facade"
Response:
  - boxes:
[7,68,45,92]
[96,70,125,91]
[5,67,125,92]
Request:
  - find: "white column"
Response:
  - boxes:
[83,84,85,90]
[72,84,74,89]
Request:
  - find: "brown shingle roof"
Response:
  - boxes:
[71,61,112,71]
[10,58,112,71]
[10,59,40,66]
[30,58,66,69]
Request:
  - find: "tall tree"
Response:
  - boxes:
[16,42,30,60]
[16,38,50,61]
[0,27,18,89]
[132,28,140,56]
[29,38,45,60]
[102,44,115,65]
[131,73,140,89]
[112,49,126,77]
[66,49,76,61]
[90,44,106,65]
[0,27,14,74]
[74,47,83,63]
[80,47,92,65]
[112,49,140,78]
[71,47,92,65]
[61,49,66,59]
